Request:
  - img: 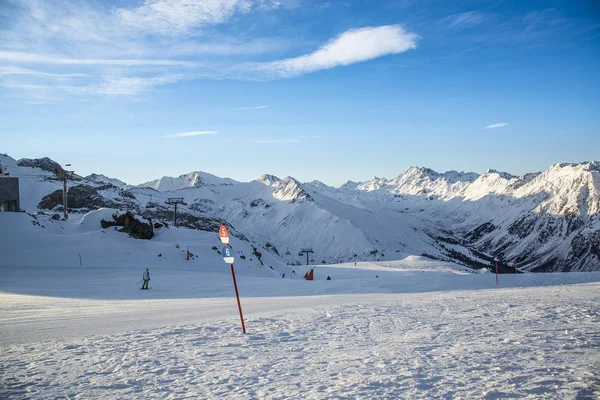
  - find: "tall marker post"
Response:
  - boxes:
[219,224,247,334]
[494,257,499,286]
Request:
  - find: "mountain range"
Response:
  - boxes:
[1,153,598,272]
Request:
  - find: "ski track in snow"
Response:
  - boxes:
[1,285,599,399]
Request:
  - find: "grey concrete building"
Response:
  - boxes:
[0,178,20,212]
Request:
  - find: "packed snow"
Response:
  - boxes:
[1,211,600,399]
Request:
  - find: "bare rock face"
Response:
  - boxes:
[17,157,66,176]
[100,211,154,240]
[38,190,64,210]
[38,185,134,211]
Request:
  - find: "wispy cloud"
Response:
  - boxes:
[163,131,217,138]
[484,122,508,129]
[441,11,486,30]
[255,25,418,78]
[232,105,271,111]
[251,139,302,144]
[1,74,184,98]
[0,1,419,101]
[164,131,218,138]
[116,0,275,35]
[0,66,89,78]
[0,51,200,67]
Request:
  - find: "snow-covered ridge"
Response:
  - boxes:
[272,177,312,203]
[346,166,480,197]
[2,153,599,272]
[85,173,126,188]
[255,174,281,187]
[138,171,238,191]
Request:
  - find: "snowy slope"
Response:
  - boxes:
[2,155,600,398]
[1,253,599,398]
[2,153,599,272]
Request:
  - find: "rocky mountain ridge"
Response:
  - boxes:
[2,153,598,272]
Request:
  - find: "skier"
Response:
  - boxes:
[141,268,150,290]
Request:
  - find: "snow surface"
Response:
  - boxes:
[1,211,600,399]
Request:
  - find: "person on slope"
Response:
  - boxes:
[141,268,150,290]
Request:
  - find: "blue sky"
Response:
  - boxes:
[1,0,599,186]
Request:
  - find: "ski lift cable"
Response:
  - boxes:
[239,228,298,249]
[310,236,336,271]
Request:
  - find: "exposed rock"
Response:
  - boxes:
[38,190,64,210]
[17,157,65,176]
[38,185,136,211]
[188,199,214,214]
[466,222,497,242]
[100,211,154,239]
[141,208,222,232]
[51,214,61,220]
[565,229,600,271]
[250,199,265,208]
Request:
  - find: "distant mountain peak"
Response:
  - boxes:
[138,170,236,191]
[339,180,360,190]
[85,173,126,188]
[552,161,600,172]
[484,169,516,179]
[256,174,281,187]
[273,177,313,203]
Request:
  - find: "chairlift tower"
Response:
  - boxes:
[298,248,314,266]
[47,164,78,219]
[166,197,186,227]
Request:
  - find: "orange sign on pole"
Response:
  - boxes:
[219,224,230,245]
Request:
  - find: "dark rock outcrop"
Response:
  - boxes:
[17,157,66,176]
[101,212,154,239]
[141,208,222,232]
[38,184,136,211]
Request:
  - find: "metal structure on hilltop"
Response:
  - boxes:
[46,164,79,220]
[166,197,187,227]
[298,248,315,266]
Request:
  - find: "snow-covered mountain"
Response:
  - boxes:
[85,173,126,188]
[137,171,237,191]
[2,153,598,272]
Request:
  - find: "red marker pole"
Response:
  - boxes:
[495,260,499,286]
[230,263,246,334]
[219,224,246,334]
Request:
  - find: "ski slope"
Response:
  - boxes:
[1,209,600,398]
[1,278,599,399]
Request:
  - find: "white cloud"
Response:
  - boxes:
[164,131,218,138]
[251,139,301,143]
[91,75,185,95]
[257,25,418,78]
[442,11,486,30]
[0,1,419,101]
[232,105,271,110]
[0,66,88,78]
[0,74,184,98]
[0,51,199,67]
[484,122,508,129]
[116,0,270,35]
